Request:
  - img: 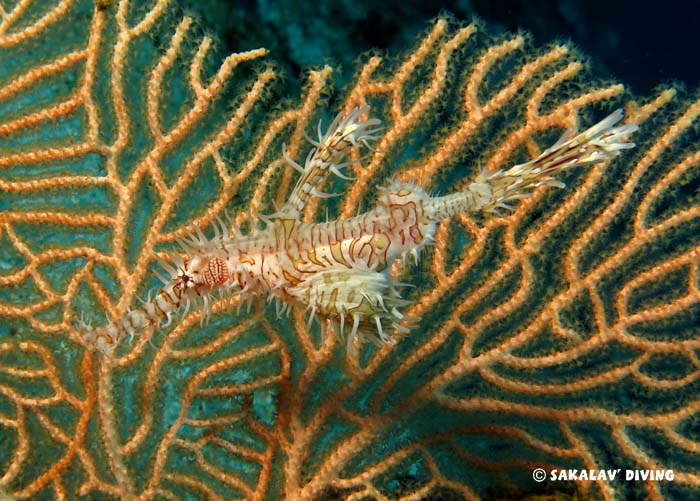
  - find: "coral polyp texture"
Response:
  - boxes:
[0,1,699,500]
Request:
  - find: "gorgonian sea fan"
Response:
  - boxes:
[0,1,699,500]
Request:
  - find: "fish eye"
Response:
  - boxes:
[182,275,190,283]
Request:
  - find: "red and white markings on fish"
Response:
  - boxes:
[79,106,637,355]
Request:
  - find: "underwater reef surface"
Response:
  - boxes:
[1,0,699,499]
